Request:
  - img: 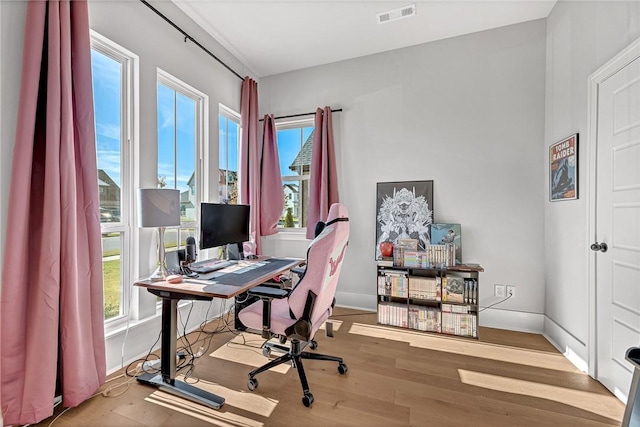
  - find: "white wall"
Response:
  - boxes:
[543,1,640,369]
[0,0,254,373]
[261,19,548,328]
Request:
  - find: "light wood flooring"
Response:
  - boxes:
[34,308,624,427]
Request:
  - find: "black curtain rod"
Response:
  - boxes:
[140,0,244,81]
[259,108,343,122]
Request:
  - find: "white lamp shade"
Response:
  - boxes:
[138,188,181,228]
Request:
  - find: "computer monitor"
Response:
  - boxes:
[199,203,250,251]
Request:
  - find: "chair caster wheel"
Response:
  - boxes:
[302,392,314,407]
[247,378,258,391]
[309,340,318,350]
[262,346,271,358]
[338,363,348,374]
[279,335,287,344]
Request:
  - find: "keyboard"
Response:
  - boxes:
[190,259,235,274]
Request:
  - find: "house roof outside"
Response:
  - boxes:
[98,169,119,190]
[289,130,314,173]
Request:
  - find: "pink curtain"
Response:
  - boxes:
[306,107,339,239]
[0,1,106,424]
[239,77,262,253]
[260,114,285,236]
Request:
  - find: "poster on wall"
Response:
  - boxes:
[550,134,578,201]
[375,180,433,259]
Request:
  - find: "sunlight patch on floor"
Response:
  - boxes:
[320,319,343,331]
[145,376,278,424]
[209,334,290,373]
[348,323,577,372]
[458,369,623,422]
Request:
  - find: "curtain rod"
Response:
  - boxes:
[139,0,244,81]
[259,108,343,122]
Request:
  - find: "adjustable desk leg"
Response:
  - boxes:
[137,296,225,410]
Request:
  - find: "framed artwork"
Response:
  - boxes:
[431,223,462,265]
[375,180,434,259]
[550,134,578,201]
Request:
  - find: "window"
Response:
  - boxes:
[219,105,240,204]
[276,120,314,229]
[156,70,206,254]
[90,32,135,322]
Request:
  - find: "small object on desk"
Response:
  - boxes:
[247,254,258,260]
[166,274,183,284]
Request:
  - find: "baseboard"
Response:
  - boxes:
[335,290,377,312]
[543,315,588,373]
[479,308,544,334]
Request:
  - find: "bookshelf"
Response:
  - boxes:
[376,263,483,338]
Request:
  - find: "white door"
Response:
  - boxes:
[594,40,640,400]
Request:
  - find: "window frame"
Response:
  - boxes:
[90,30,138,331]
[275,118,315,233]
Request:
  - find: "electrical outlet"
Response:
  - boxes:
[506,285,516,298]
[494,284,505,298]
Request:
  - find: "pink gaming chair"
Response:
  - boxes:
[238,203,350,407]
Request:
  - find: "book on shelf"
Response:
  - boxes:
[463,278,478,304]
[442,273,465,303]
[408,276,440,301]
[409,305,441,332]
[377,302,408,328]
[378,270,408,298]
[377,257,394,267]
[441,311,477,337]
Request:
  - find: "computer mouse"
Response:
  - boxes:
[247,255,258,260]
[166,274,183,284]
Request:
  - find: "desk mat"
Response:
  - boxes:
[211,258,295,286]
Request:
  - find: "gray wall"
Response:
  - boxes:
[261,19,548,328]
[544,1,640,367]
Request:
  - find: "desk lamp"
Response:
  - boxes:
[138,188,181,281]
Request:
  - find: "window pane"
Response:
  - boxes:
[157,83,176,189]
[277,125,313,228]
[91,50,122,223]
[281,178,310,228]
[176,93,196,223]
[219,110,240,204]
[102,232,122,319]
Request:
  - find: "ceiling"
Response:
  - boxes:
[172,1,557,78]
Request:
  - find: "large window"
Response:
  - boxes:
[91,32,135,322]
[276,120,314,229]
[219,105,240,204]
[156,70,206,253]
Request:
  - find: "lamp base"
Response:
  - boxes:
[149,265,170,282]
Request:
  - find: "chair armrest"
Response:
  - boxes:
[248,286,289,299]
[290,265,307,280]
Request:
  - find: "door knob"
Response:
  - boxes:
[590,242,608,253]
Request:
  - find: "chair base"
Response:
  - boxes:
[247,339,348,407]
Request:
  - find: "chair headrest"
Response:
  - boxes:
[326,203,348,224]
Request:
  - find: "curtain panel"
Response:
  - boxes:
[260,114,284,237]
[0,1,106,424]
[306,107,339,239]
[239,77,262,253]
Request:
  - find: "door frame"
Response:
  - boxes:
[587,37,640,385]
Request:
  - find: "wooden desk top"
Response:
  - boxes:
[135,257,303,300]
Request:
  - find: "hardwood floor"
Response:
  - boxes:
[34,308,624,427]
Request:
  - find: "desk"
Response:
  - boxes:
[134,256,303,410]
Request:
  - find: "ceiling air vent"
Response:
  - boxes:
[376,4,416,24]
